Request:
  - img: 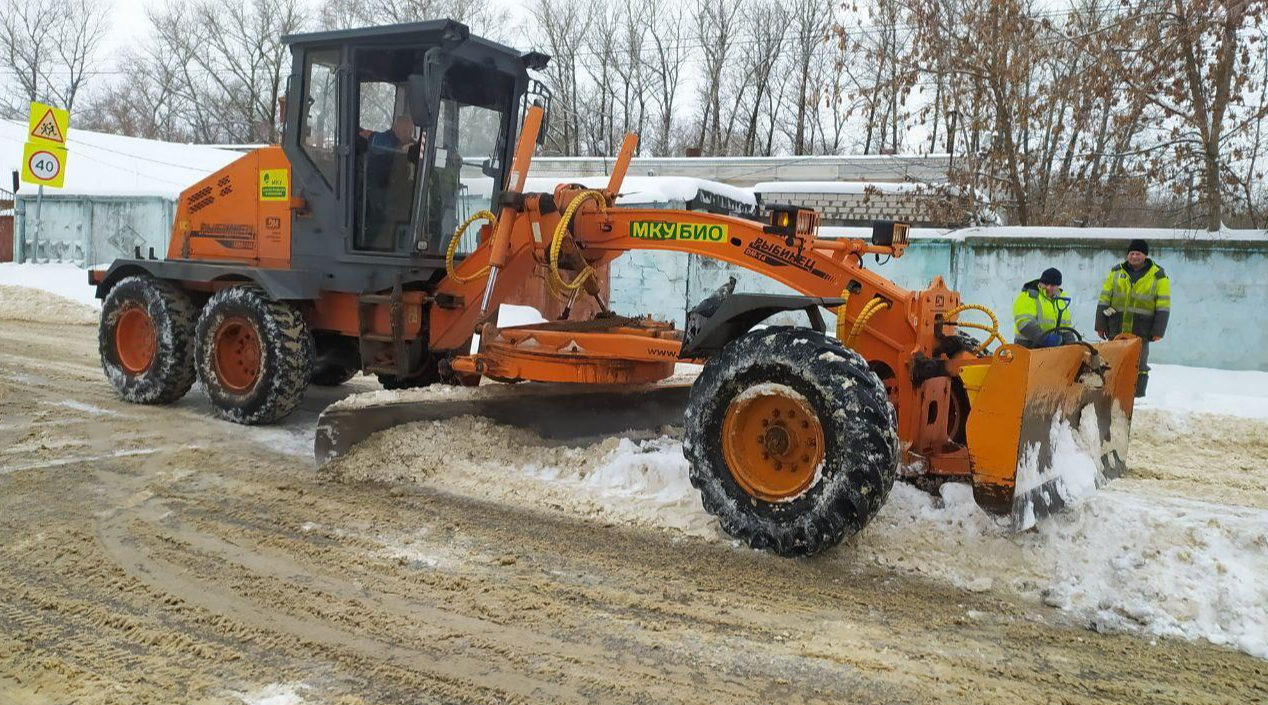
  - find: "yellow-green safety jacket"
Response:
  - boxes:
[1094,260,1170,339]
[1012,280,1075,348]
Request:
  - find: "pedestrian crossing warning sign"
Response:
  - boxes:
[259,169,289,201]
[28,102,69,144]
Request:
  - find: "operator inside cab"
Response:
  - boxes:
[359,115,421,252]
[347,52,509,256]
[1013,267,1077,348]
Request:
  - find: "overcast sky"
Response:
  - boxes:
[99,0,541,60]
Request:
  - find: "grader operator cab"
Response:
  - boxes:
[91,20,1141,557]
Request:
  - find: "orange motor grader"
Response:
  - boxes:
[91,20,1140,556]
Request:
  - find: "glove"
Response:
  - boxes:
[1150,336,1162,342]
[1041,332,1062,348]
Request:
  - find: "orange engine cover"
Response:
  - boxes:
[169,146,292,269]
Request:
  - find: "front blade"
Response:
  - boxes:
[314,382,691,468]
[964,338,1141,530]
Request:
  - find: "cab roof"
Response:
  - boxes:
[283,19,515,57]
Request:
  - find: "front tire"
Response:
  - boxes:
[684,327,899,557]
[194,286,314,424]
[99,275,198,404]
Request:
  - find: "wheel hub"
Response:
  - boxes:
[114,305,157,375]
[212,317,262,393]
[721,388,826,502]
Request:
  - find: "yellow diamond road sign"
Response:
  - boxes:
[22,142,68,188]
[28,101,70,144]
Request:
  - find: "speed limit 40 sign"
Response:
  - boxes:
[21,142,67,188]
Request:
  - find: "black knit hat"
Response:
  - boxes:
[1039,268,1062,286]
[1127,239,1149,255]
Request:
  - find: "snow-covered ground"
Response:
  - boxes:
[323,354,1268,661]
[6,262,1267,659]
[336,360,1268,662]
[0,262,100,308]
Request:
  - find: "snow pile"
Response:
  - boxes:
[0,285,97,325]
[861,478,1268,658]
[1032,490,1268,657]
[1146,364,1268,420]
[323,416,718,539]
[0,262,99,308]
[521,435,717,537]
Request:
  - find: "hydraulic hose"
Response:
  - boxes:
[835,290,851,341]
[445,210,498,284]
[547,190,607,300]
[944,303,1004,351]
[846,298,891,348]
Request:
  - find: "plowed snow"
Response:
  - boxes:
[0,284,97,325]
[328,406,1268,659]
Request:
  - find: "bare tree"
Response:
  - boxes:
[526,0,591,155]
[733,0,786,155]
[783,0,836,155]
[1107,0,1268,232]
[133,0,305,143]
[80,49,193,141]
[692,0,743,155]
[0,0,110,115]
[644,0,689,155]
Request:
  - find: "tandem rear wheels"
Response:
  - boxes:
[100,276,316,424]
[684,327,899,557]
[194,285,315,425]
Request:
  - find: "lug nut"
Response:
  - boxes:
[774,461,782,470]
[772,409,780,418]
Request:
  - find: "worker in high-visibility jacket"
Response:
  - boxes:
[1095,239,1170,398]
[1013,268,1077,348]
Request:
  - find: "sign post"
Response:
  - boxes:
[20,101,71,264]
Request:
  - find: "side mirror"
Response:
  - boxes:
[407,48,450,128]
[407,74,433,128]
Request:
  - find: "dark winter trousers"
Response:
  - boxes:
[1136,340,1150,398]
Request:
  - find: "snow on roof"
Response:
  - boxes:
[755,180,943,195]
[462,175,757,207]
[951,225,1268,242]
[1,120,242,199]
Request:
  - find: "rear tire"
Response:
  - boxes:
[194,286,314,424]
[684,327,898,557]
[99,275,197,404]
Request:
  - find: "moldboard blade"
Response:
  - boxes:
[314,382,692,468]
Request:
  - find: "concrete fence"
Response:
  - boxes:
[609,233,1268,372]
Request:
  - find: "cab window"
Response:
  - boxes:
[301,49,340,186]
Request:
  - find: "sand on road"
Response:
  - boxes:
[1,318,1265,705]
